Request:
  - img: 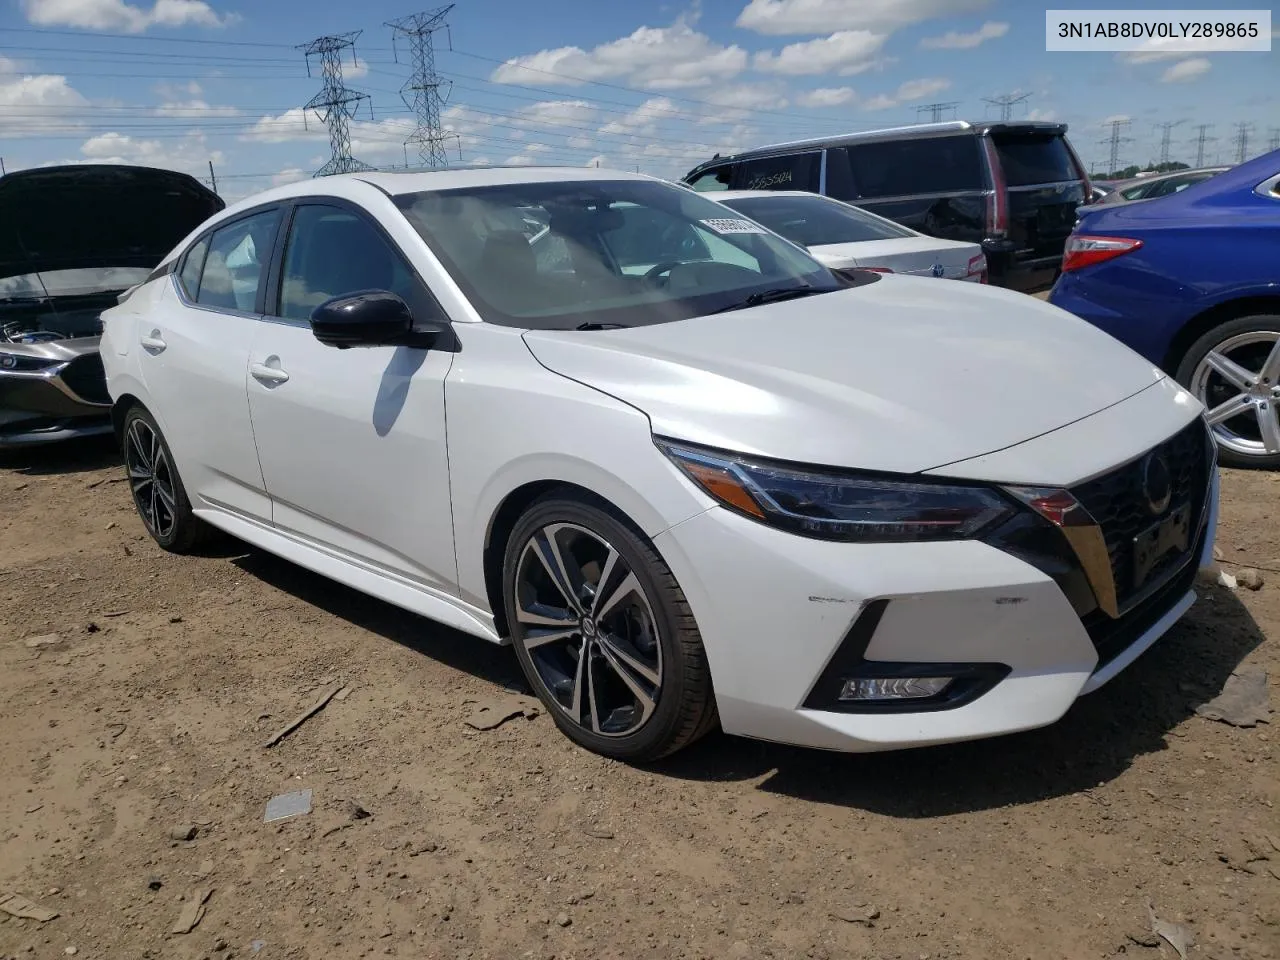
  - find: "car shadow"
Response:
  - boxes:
[651,579,1267,816]
[228,547,525,690]
[0,434,121,475]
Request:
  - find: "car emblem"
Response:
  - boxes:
[930,262,945,278]
[1141,453,1173,516]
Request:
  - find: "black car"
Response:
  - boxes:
[682,120,1092,292]
[0,164,223,447]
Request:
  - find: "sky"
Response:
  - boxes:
[1,0,1277,200]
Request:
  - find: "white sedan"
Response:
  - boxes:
[101,167,1217,762]
[709,189,988,282]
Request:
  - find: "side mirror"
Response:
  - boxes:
[310,290,441,350]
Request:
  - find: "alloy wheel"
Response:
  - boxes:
[125,418,178,540]
[1190,330,1280,460]
[512,522,663,738]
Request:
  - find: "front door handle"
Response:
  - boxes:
[140,331,166,353]
[249,360,290,385]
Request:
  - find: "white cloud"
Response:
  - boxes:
[566,134,595,149]
[796,86,857,108]
[599,97,680,137]
[79,130,224,176]
[862,76,951,110]
[22,0,238,33]
[736,0,989,36]
[1161,57,1211,83]
[518,99,595,128]
[702,83,789,112]
[155,98,239,118]
[0,67,90,137]
[241,108,324,144]
[270,168,307,188]
[1026,107,1056,121]
[753,30,888,76]
[525,142,551,154]
[504,154,535,165]
[585,154,607,167]
[1121,35,1255,63]
[490,15,746,90]
[919,20,1007,49]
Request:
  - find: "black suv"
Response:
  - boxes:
[682,120,1091,292]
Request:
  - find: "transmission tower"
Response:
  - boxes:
[1233,122,1254,164]
[1155,120,1184,165]
[1100,119,1132,177]
[1268,127,1280,153]
[916,101,960,123]
[298,31,375,177]
[982,92,1030,122]
[1191,124,1216,167]
[387,5,458,169]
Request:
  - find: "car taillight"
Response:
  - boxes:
[966,254,988,283]
[1061,235,1143,273]
[981,137,1008,236]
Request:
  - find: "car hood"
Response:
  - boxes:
[0,164,224,280]
[522,276,1167,475]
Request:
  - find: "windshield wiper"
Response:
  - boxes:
[710,285,823,314]
[574,321,629,331]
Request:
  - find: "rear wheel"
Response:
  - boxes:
[121,406,215,552]
[502,495,717,762]
[1176,315,1280,470]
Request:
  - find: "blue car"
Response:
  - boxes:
[1050,150,1280,469]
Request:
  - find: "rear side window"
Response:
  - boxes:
[734,152,820,192]
[195,209,281,313]
[178,237,208,299]
[686,165,734,192]
[844,136,983,199]
[992,135,1079,186]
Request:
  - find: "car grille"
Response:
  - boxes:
[58,353,110,405]
[1070,419,1212,610]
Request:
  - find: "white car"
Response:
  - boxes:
[709,189,987,282]
[101,167,1218,762]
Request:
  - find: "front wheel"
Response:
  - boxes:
[1176,315,1280,469]
[502,495,717,762]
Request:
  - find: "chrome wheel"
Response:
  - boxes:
[1191,329,1280,460]
[125,417,177,540]
[512,522,663,738]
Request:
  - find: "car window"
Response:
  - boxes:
[178,237,208,300]
[196,209,280,313]
[733,153,820,192]
[686,165,734,192]
[277,205,419,323]
[844,136,983,200]
[719,194,914,246]
[991,135,1079,186]
[395,178,838,329]
[1120,182,1150,200]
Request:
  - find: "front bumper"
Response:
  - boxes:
[0,353,112,446]
[654,425,1218,753]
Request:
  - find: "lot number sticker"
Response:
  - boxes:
[700,218,767,235]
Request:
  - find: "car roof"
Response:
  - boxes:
[685,119,1068,176]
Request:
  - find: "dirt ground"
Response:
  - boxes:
[1,437,1277,960]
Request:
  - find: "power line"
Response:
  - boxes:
[1233,122,1254,164]
[1100,119,1132,176]
[387,6,458,169]
[915,101,960,123]
[1190,124,1216,167]
[297,31,375,177]
[1154,119,1184,165]
[982,92,1029,122]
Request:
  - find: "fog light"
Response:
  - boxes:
[838,677,952,702]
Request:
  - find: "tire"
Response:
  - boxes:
[501,494,717,762]
[1174,314,1280,470]
[120,405,216,553]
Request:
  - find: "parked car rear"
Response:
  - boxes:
[682,120,1091,292]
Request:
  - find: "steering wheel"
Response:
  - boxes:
[643,260,685,283]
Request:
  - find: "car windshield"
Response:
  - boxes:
[0,266,151,299]
[394,178,840,328]
[718,194,914,247]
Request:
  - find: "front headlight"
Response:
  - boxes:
[0,353,63,372]
[657,439,1016,543]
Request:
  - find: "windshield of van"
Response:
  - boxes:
[719,193,914,246]
[394,178,840,329]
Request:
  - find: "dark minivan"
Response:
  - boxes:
[682,120,1091,292]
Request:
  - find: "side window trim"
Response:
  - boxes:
[172,203,283,318]
[267,195,450,330]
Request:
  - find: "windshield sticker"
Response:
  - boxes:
[699,217,767,235]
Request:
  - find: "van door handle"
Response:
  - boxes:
[140,331,166,353]
[249,361,290,385]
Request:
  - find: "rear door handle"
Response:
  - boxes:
[140,331,166,353]
[249,361,290,385]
